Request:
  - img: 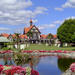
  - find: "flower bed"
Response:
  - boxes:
[0,50,13,54]
[0,65,39,75]
[22,50,72,54]
[0,50,74,54]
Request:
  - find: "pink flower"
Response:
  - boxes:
[70,63,75,72]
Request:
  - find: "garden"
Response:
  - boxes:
[0,19,75,75]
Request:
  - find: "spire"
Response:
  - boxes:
[30,19,33,26]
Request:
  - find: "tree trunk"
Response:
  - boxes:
[60,42,63,47]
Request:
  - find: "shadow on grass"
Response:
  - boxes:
[72,49,75,51]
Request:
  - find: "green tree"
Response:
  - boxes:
[27,31,32,38]
[47,33,54,45]
[47,33,53,39]
[14,33,20,49]
[71,33,75,43]
[57,19,75,46]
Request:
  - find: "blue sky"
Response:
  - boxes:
[0,0,75,34]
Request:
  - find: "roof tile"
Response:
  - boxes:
[19,34,28,39]
[1,33,9,38]
[24,25,33,34]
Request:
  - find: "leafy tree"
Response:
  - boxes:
[57,19,75,45]
[47,33,53,39]
[47,33,54,45]
[14,33,20,49]
[27,31,32,38]
[71,33,75,43]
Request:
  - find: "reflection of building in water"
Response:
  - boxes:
[0,54,13,65]
[29,55,40,70]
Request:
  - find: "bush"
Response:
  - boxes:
[2,47,10,50]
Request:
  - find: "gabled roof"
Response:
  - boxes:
[53,35,57,38]
[19,34,28,39]
[24,25,41,34]
[41,34,57,39]
[40,33,53,39]
[12,34,16,38]
[24,25,33,34]
[1,33,9,38]
[40,34,48,39]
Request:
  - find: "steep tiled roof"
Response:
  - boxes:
[24,25,33,34]
[24,25,41,34]
[1,33,9,38]
[53,35,57,38]
[12,34,16,38]
[40,34,48,39]
[41,34,57,39]
[19,34,28,39]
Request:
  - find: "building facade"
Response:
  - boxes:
[23,19,41,43]
[0,20,58,45]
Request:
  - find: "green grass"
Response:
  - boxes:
[25,44,75,51]
[0,44,75,51]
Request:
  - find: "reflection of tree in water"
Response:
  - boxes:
[13,52,30,66]
[0,53,40,69]
[58,58,75,72]
[13,53,40,68]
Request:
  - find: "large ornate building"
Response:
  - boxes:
[0,20,57,44]
[23,19,41,43]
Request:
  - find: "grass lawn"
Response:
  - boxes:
[25,44,75,51]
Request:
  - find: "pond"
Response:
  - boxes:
[0,53,75,75]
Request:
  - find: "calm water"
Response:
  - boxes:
[0,53,75,75]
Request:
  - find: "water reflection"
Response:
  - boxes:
[13,53,30,66]
[0,54,14,65]
[13,53,40,68]
[29,55,40,69]
[58,57,75,72]
[0,53,75,75]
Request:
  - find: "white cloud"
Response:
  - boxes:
[38,26,45,30]
[32,19,38,23]
[38,24,56,30]
[54,16,75,26]
[0,27,10,31]
[54,7,63,11]
[34,7,48,15]
[66,16,75,19]
[49,24,56,28]
[0,0,48,26]
[39,16,75,31]
[55,0,75,11]
[62,0,75,8]
[0,0,32,10]
[53,20,63,24]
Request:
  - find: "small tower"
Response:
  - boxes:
[30,19,33,26]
